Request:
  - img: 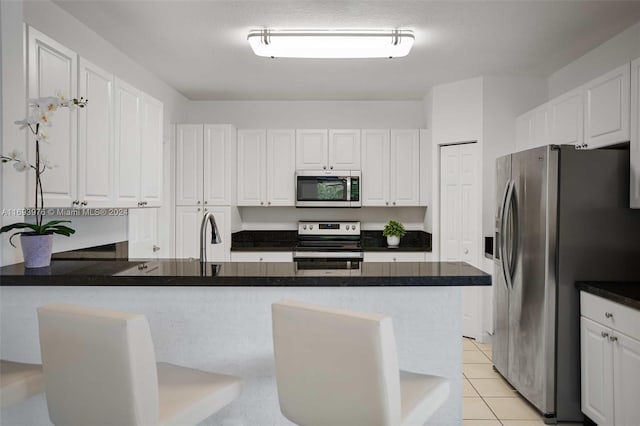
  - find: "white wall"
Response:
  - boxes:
[430,76,484,263]
[0,1,27,267]
[185,100,425,128]
[0,0,190,265]
[238,207,428,231]
[548,21,640,99]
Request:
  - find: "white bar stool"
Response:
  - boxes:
[272,299,450,426]
[0,359,44,407]
[37,302,243,426]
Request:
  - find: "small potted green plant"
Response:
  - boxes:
[383,220,406,247]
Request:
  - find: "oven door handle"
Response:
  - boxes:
[293,251,364,259]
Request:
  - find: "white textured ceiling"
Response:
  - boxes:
[53,0,640,101]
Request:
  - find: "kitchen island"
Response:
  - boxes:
[0,260,489,426]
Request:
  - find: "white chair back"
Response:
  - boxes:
[38,303,159,426]
[272,300,402,426]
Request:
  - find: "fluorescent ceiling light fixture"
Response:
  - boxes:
[247,29,415,59]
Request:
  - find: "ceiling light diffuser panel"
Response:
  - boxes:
[247,29,415,59]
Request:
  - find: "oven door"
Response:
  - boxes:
[295,171,360,207]
[294,257,362,276]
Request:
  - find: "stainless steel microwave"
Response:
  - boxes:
[295,170,361,208]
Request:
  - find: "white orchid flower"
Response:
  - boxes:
[42,158,57,170]
[14,113,40,129]
[13,160,29,172]
[36,131,49,143]
[7,150,23,160]
[38,110,52,126]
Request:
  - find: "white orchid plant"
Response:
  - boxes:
[0,94,87,247]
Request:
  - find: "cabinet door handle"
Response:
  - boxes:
[609,335,618,342]
[330,165,333,170]
[605,312,613,319]
[601,331,609,338]
[385,201,389,206]
[81,201,88,206]
[197,208,201,212]
[260,201,264,206]
[152,245,160,252]
[323,165,327,170]
[393,201,396,206]
[268,201,271,206]
[204,201,208,204]
[197,200,201,204]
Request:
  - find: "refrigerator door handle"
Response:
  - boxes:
[502,180,516,289]
[500,180,513,290]
[507,182,519,287]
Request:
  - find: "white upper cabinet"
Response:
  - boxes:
[630,57,640,209]
[296,129,361,171]
[361,129,390,206]
[390,129,420,206]
[114,78,142,207]
[237,129,295,206]
[203,125,234,206]
[328,129,361,170]
[549,88,583,146]
[266,129,296,206]
[28,27,78,207]
[361,129,420,206]
[583,63,630,149]
[140,94,163,207]
[78,58,113,207]
[237,129,266,206]
[176,124,234,207]
[176,124,204,206]
[296,129,328,170]
[515,105,549,151]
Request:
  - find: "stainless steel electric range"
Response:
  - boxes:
[293,221,362,275]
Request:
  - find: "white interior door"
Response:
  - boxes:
[440,142,481,339]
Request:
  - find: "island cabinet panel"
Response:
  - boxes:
[78,58,114,207]
[583,63,630,149]
[580,291,640,425]
[27,27,78,207]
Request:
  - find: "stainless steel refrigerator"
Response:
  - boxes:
[493,145,640,423]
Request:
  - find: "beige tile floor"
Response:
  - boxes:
[461,337,578,426]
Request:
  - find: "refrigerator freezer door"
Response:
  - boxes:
[493,154,511,377]
[507,146,555,415]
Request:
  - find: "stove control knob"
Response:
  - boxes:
[310,225,314,230]
[303,225,307,230]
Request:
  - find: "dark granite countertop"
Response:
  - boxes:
[230,230,432,252]
[0,260,490,287]
[576,281,640,311]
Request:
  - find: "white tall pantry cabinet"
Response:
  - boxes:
[174,124,235,260]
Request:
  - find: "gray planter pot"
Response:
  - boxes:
[20,233,53,268]
[386,235,400,247]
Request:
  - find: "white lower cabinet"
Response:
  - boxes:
[363,252,426,262]
[175,206,230,261]
[230,251,292,262]
[580,291,640,425]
